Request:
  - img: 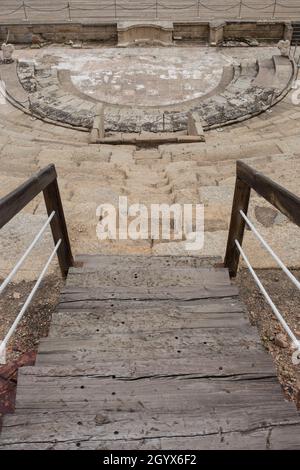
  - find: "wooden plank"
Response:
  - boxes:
[19,352,277,379]
[0,164,56,229]
[36,327,263,366]
[224,175,251,278]
[75,254,222,270]
[0,371,296,450]
[59,285,239,306]
[1,420,300,450]
[43,177,74,277]
[66,266,231,289]
[48,302,248,338]
[13,373,296,418]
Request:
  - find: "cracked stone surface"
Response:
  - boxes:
[13,45,293,132]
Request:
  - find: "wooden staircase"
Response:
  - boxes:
[0,254,299,450]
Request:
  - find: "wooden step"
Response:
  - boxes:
[1,365,299,450]
[66,266,231,289]
[1,255,299,449]
[48,297,248,338]
[36,326,262,366]
[59,284,239,307]
[74,254,222,270]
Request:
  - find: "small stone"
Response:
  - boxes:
[13,292,21,299]
[274,333,289,349]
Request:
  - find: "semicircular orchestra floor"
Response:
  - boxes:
[11,45,295,133]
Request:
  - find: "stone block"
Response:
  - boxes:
[90,104,105,143]
[187,112,205,139]
[117,21,173,46]
[209,21,225,46]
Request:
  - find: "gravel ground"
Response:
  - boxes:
[0,273,62,428]
[0,273,62,362]
[237,268,300,406]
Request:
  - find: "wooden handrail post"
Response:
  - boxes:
[224,176,251,278]
[43,175,73,277]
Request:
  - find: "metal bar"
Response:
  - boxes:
[272,0,277,19]
[240,210,300,291]
[0,239,62,364]
[22,1,28,21]
[235,240,300,351]
[67,2,72,21]
[238,0,242,19]
[0,211,55,295]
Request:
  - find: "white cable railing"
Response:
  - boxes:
[240,210,300,291]
[0,213,61,364]
[0,211,55,295]
[235,211,300,366]
[1,1,300,21]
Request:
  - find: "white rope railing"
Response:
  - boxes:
[235,226,300,365]
[240,210,300,291]
[0,1,300,20]
[0,211,55,295]
[0,239,61,364]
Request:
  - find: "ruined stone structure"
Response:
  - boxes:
[0,12,300,450]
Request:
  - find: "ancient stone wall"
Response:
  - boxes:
[0,21,289,45]
[0,23,117,44]
[223,21,286,42]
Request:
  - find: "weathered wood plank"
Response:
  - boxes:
[48,303,248,338]
[0,371,298,449]
[18,354,277,380]
[1,254,298,450]
[43,177,74,277]
[0,164,56,229]
[1,421,300,450]
[59,285,239,306]
[66,266,231,289]
[36,327,263,366]
[75,254,222,270]
[224,175,251,277]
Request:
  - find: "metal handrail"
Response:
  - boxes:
[0,211,55,295]
[240,210,300,291]
[0,239,61,364]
